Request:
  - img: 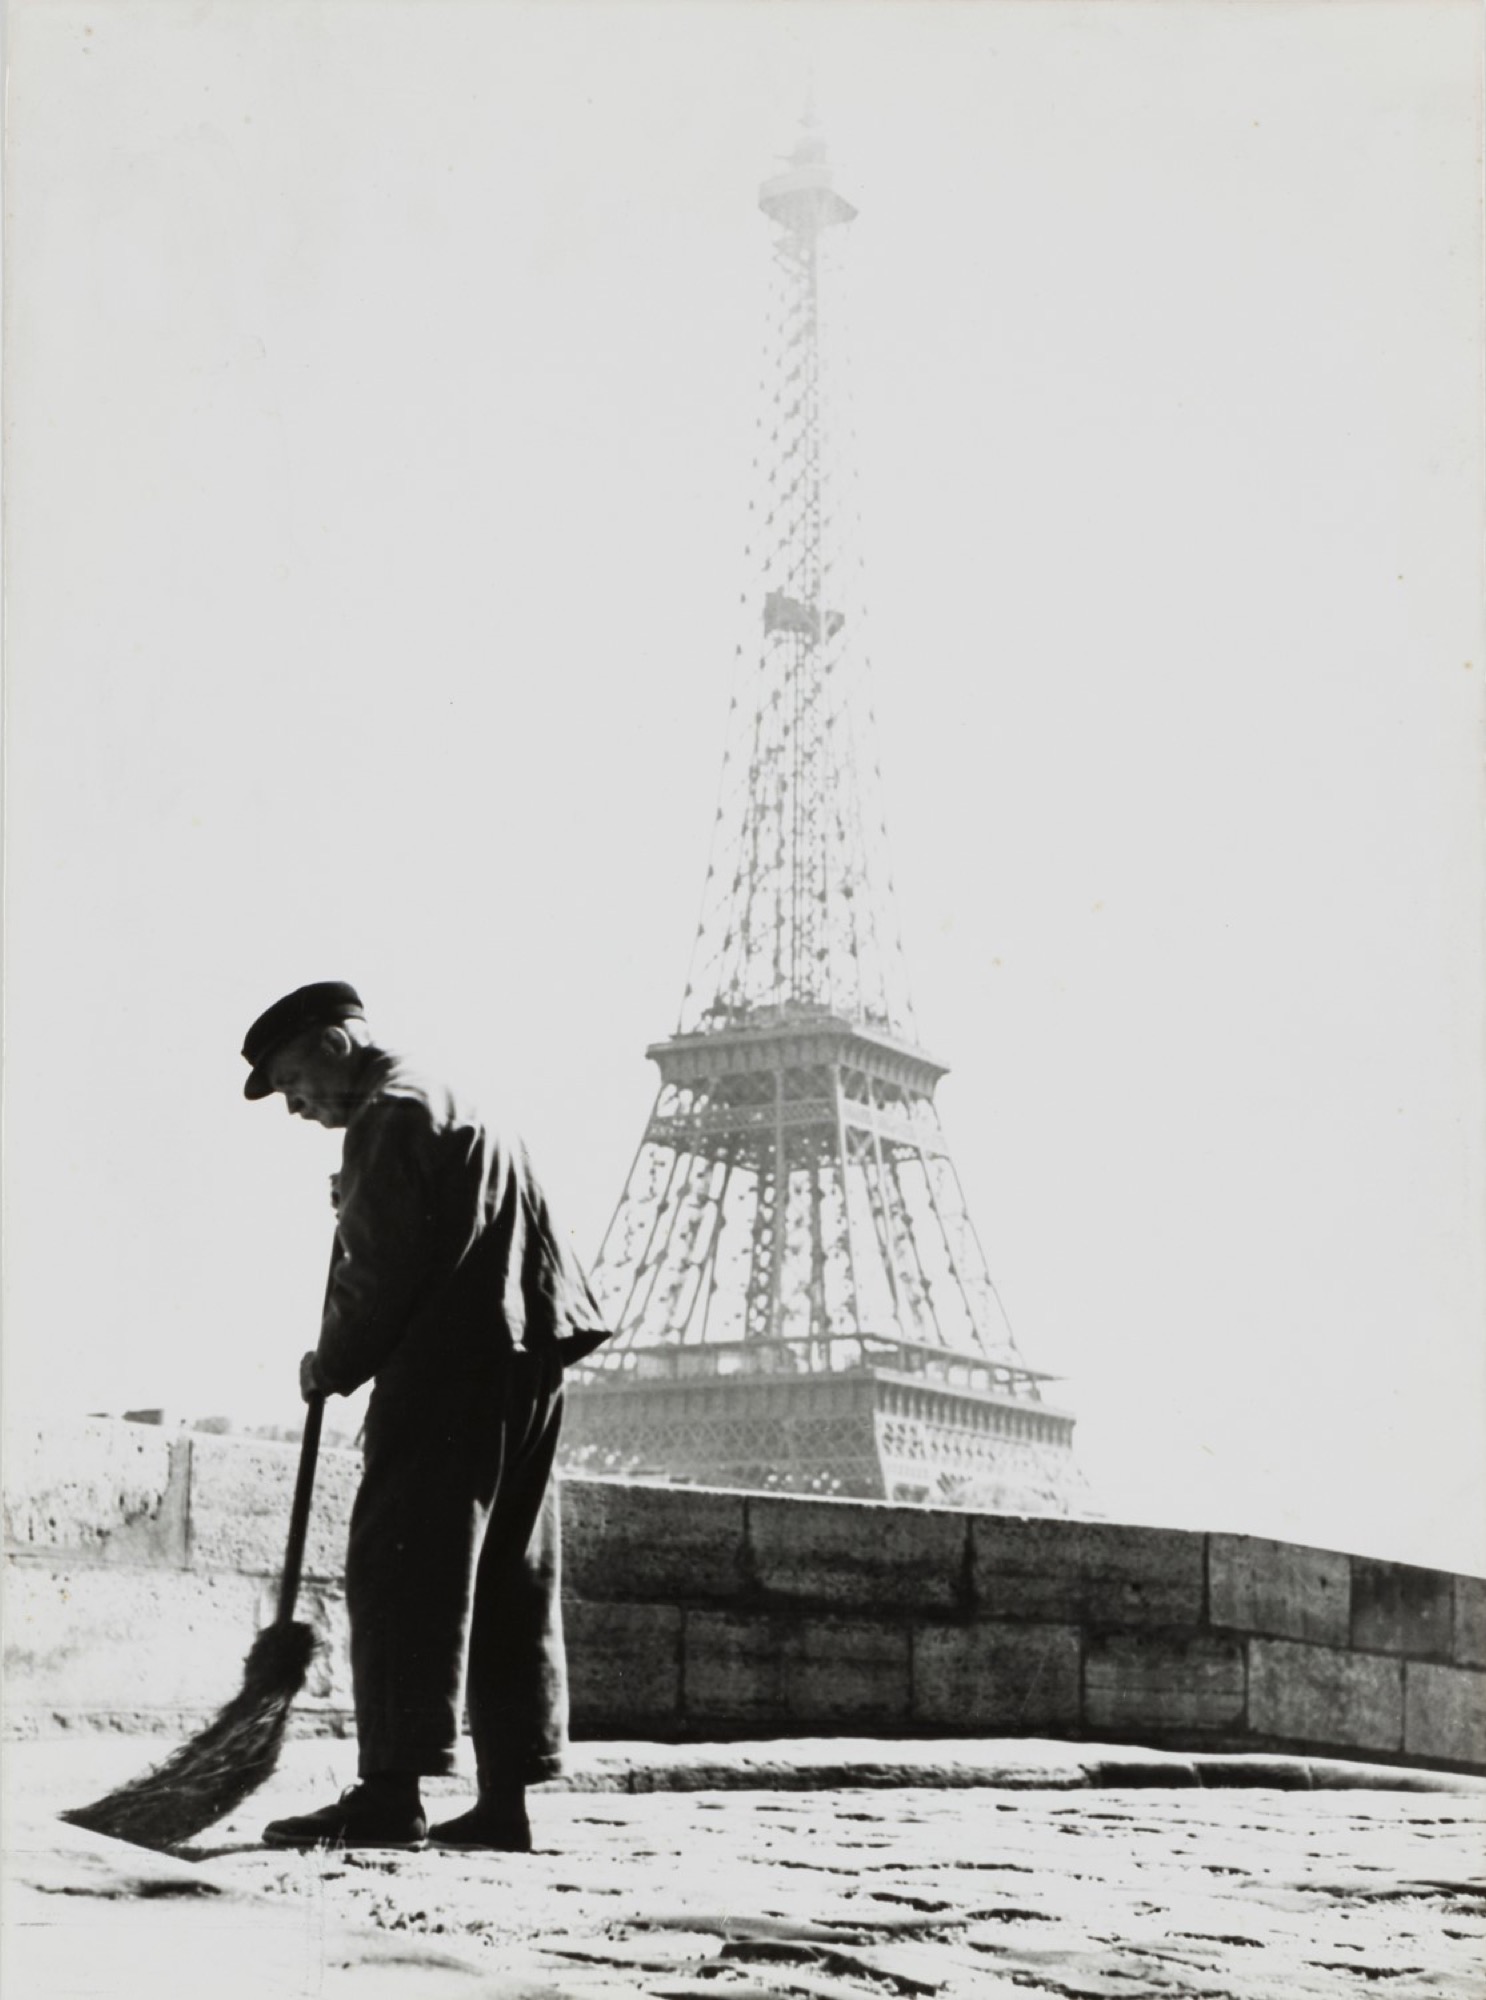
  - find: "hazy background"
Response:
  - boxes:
[6,0,1483,1573]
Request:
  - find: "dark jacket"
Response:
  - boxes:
[314,1053,609,1397]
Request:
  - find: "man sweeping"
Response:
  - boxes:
[240,980,609,1852]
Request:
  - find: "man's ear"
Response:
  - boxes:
[319,1024,355,1061]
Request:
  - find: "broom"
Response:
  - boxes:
[62,1392,326,1852]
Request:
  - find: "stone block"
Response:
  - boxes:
[684,1612,911,1729]
[1084,1632,1245,1736]
[561,1478,747,1605]
[1403,1660,1486,1770]
[1249,1638,1403,1755]
[970,1518,1204,1628]
[566,1600,682,1733]
[1452,1574,1486,1669]
[1351,1557,1454,1660]
[746,1493,967,1617]
[911,1621,1082,1731]
[187,1433,360,1581]
[2,1420,187,1567]
[1208,1534,1349,1647]
[4,1565,281,1715]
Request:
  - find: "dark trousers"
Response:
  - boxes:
[344,1345,568,1784]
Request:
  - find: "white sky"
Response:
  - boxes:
[5,0,1484,1574]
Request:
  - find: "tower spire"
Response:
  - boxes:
[682,117,906,1038]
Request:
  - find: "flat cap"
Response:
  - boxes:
[241,981,365,1100]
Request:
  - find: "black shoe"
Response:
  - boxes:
[428,1804,532,1853]
[262,1783,428,1851]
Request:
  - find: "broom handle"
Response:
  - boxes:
[275,1233,341,1624]
[276,1392,325,1625]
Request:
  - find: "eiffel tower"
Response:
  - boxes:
[565,120,1080,1512]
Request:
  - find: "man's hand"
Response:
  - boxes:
[300,1350,326,1402]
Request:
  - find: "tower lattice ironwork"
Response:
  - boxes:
[564,123,1080,1511]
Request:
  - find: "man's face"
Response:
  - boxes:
[263,1029,354,1128]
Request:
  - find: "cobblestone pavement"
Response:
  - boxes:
[8,1742,1485,1998]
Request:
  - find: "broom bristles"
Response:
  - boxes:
[61,1620,318,1853]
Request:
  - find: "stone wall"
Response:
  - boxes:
[4,1419,1483,1773]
